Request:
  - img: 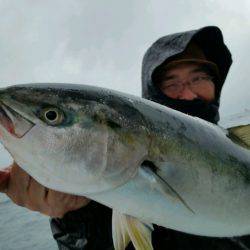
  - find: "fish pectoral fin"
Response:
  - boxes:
[140,165,194,214]
[228,124,250,149]
[112,210,153,250]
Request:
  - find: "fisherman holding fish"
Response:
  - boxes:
[1,26,250,250]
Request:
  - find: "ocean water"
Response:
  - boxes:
[0,193,57,250]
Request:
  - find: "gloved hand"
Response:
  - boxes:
[0,162,90,218]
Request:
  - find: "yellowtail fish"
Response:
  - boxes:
[0,83,250,250]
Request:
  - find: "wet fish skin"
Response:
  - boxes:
[0,84,152,195]
[0,83,250,239]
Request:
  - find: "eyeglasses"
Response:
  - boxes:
[159,74,214,96]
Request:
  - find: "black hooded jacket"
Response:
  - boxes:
[50,26,250,250]
[142,26,232,124]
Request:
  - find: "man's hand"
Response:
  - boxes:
[0,163,90,218]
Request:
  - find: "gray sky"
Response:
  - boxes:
[0,0,250,165]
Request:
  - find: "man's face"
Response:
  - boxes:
[157,63,215,102]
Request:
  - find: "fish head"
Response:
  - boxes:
[0,84,150,195]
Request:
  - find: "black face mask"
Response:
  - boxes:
[165,98,219,124]
[154,90,220,124]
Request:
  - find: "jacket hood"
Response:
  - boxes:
[141,26,232,110]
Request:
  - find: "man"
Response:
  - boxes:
[1,26,250,249]
[140,26,250,249]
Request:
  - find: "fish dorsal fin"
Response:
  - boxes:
[112,210,153,250]
[228,125,250,149]
[218,111,250,149]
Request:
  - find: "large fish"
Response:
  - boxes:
[0,83,250,250]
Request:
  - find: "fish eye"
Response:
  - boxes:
[42,107,64,126]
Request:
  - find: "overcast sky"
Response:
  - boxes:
[0,0,250,165]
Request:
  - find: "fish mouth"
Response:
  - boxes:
[0,101,35,138]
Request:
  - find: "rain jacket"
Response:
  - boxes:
[142,26,232,124]
[50,26,250,250]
